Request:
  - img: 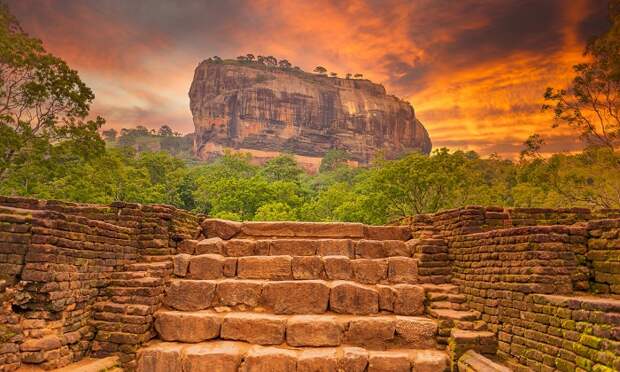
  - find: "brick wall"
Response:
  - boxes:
[0,197,201,371]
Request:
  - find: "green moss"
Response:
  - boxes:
[562,319,576,330]
[580,334,603,349]
[0,324,16,343]
[576,356,594,371]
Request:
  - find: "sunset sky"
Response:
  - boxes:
[7,0,610,158]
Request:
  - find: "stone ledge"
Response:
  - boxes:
[458,350,512,372]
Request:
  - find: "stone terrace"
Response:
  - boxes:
[0,198,618,372]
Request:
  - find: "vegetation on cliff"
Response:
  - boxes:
[1,3,620,224]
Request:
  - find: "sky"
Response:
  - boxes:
[7,0,611,158]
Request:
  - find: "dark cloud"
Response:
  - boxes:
[4,0,612,158]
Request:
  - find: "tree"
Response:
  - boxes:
[0,4,105,185]
[520,134,545,160]
[278,59,291,69]
[265,56,278,66]
[330,72,338,77]
[314,66,327,75]
[354,73,363,79]
[319,149,350,172]
[257,55,266,65]
[102,128,118,142]
[543,1,620,150]
[259,154,303,182]
[246,54,255,61]
[236,55,247,62]
[158,125,174,136]
[346,73,352,79]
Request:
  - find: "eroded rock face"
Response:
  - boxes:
[189,61,432,168]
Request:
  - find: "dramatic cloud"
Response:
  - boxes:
[7,0,610,157]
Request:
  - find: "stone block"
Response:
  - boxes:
[182,342,246,372]
[316,239,354,257]
[395,316,437,348]
[345,318,395,347]
[330,281,378,315]
[364,226,412,241]
[154,311,221,343]
[297,349,338,372]
[221,313,285,345]
[136,342,184,372]
[164,280,215,311]
[215,280,264,308]
[323,256,352,280]
[368,351,411,372]
[292,256,324,279]
[338,347,369,372]
[237,256,292,280]
[202,219,241,240]
[262,280,330,314]
[355,240,385,258]
[224,239,257,256]
[195,237,224,255]
[240,346,297,372]
[388,257,417,283]
[393,284,424,315]
[411,350,449,372]
[173,254,191,277]
[188,254,226,279]
[269,239,316,256]
[286,315,343,347]
[351,259,388,284]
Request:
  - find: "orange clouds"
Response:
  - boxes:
[7,0,610,158]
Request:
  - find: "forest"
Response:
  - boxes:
[1,3,619,224]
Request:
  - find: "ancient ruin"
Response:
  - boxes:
[0,196,619,371]
[189,60,432,171]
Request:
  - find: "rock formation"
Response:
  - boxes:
[189,60,431,170]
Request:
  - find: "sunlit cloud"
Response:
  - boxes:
[7,0,610,158]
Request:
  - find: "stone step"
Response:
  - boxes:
[137,340,449,372]
[154,310,438,349]
[181,238,414,259]
[163,279,425,316]
[103,286,164,298]
[94,301,153,316]
[51,356,120,372]
[201,219,413,241]
[428,301,468,311]
[109,277,164,287]
[111,271,149,280]
[426,292,467,303]
[126,261,172,272]
[428,309,480,321]
[175,253,418,285]
[421,284,459,294]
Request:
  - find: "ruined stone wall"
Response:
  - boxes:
[0,197,201,371]
[423,207,620,371]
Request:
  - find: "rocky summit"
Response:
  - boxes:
[189,60,431,170]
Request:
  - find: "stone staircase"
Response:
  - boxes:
[136,221,451,371]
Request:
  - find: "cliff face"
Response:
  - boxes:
[189,61,431,168]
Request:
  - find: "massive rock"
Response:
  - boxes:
[189,60,431,171]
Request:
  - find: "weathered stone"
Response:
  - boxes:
[330,281,378,315]
[202,219,241,240]
[355,240,385,258]
[224,239,257,256]
[395,316,437,348]
[240,221,365,239]
[237,256,292,280]
[269,239,316,256]
[173,254,191,277]
[195,237,224,255]
[221,313,285,345]
[182,342,247,372]
[190,61,432,166]
[323,256,352,280]
[154,311,221,343]
[316,239,354,257]
[364,226,412,241]
[351,259,388,284]
[345,318,395,347]
[388,257,417,283]
[262,281,329,314]
[216,280,264,308]
[297,349,338,372]
[393,284,424,315]
[368,351,411,372]
[240,346,297,372]
[188,254,226,279]
[177,239,198,255]
[292,256,324,279]
[338,347,369,372]
[20,335,61,351]
[286,315,342,346]
[164,280,215,311]
[136,342,184,372]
